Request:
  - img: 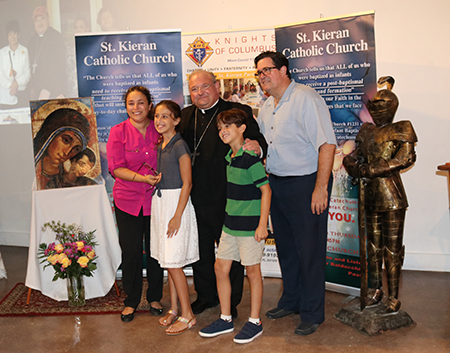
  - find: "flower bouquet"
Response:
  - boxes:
[38,221,98,306]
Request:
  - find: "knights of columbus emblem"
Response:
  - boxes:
[185,37,214,67]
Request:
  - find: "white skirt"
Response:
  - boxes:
[150,188,199,268]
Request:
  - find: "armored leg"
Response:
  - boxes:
[366,212,384,305]
[382,209,406,312]
[366,241,384,305]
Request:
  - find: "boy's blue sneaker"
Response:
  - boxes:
[199,318,234,338]
[233,321,263,344]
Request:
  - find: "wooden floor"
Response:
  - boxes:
[0,245,449,353]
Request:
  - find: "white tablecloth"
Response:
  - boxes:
[25,182,121,301]
[0,251,6,279]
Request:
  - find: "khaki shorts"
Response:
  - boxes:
[217,231,265,266]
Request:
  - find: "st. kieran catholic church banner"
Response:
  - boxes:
[75,30,183,198]
[275,12,376,294]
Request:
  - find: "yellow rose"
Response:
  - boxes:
[76,241,85,251]
[48,254,58,265]
[87,250,96,260]
[77,256,89,268]
[54,244,64,253]
[57,253,67,263]
[61,257,71,268]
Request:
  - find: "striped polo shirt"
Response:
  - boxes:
[223,147,269,237]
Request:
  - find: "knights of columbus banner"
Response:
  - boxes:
[181,28,281,277]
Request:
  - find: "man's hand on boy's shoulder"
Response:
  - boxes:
[243,138,261,157]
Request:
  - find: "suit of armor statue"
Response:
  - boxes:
[343,77,417,313]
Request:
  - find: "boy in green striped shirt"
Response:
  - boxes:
[199,108,271,344]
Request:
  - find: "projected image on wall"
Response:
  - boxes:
[0,0,94,125]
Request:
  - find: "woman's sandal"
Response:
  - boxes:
[165,316,196,336]
[159,309,178,327]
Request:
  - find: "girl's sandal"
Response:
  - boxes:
[159,309,178,327]
[165,316,196,335]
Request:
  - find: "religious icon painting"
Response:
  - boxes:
[30,97,101,190]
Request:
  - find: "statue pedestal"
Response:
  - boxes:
[335,303,416,335]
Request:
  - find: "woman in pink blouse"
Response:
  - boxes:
[107,86,164,323]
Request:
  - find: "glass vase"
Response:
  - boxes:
[67,275,85,307]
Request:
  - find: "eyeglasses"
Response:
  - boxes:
[137,162,157,176]
[137,162,158,192]
[190,82,215,94]
[254,67,278,77]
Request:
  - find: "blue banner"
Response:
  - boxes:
[275,12,376,292]
[75,30,183,195]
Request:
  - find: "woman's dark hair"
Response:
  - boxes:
[33,108,90,163]
[124,85,154,119]
[254,51,291,80]
[6,20,20,34]
[155,100,181,132]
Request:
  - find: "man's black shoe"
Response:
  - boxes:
[191,299,220,315]
[295,321,320,335]
[266,307,296,319]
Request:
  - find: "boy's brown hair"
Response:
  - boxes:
[217,108,247,128]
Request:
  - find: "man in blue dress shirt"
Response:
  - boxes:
[254,51,336,336]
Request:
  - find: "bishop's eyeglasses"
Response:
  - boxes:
[190,82,215,94]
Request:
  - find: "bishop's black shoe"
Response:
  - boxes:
[191,299,220,315]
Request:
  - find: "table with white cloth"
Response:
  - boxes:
[0,251,6,279]
[25,182,121,301]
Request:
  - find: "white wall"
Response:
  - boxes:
[1,0,450,272]
[0,124,34,245]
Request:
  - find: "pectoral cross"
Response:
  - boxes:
[32,63,38,74]
[191,150,200,167]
